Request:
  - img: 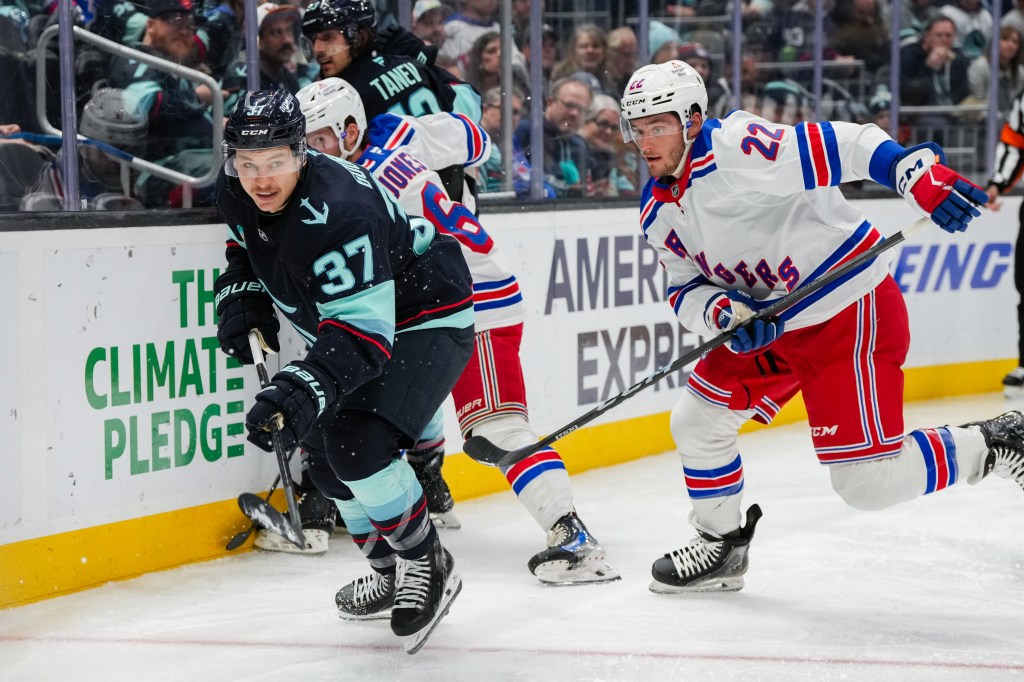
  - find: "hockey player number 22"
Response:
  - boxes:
[740,123,784,161]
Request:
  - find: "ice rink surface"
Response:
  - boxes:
[2,393,1023,682]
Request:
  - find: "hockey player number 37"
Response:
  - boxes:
[740,123,784,161]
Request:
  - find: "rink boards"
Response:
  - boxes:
[0,197,1018,608]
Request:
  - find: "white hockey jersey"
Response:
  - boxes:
[358,112,524,332]
[641,110,905,335]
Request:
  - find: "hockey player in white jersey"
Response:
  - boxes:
[620,60,1024,594]
[294,78,620,616]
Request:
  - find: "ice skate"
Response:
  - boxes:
[407,444,461,530]
[650,504,762,594]
[966,411,1024,492]
[1004,367,1024,399]
[335,570,395,621]
[253,485,337,555]
[527,511,620,585]
[390,535,462,654]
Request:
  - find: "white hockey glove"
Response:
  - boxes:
[893,143,988,233]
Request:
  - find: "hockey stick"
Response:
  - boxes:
[464,217,933,468]
[225,472,282,551]
[246,330,306,549]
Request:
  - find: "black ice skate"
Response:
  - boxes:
[334,570,396,621]
[966,411,1024,492]
[254,485,337,555]
[650,504,763,594]
[407,444,461,530]
[390,536,462,655]
[1003,367,1024,398]
[527,511,621,585]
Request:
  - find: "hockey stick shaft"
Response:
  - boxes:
[248,330,305,548]
[464,217,931,468]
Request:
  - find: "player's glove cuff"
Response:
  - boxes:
[703,290,756,333]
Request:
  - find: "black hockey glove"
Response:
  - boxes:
[245,362,336,453]
[375,25,437,65]
[215,279,280,364]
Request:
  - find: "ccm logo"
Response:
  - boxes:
[242,129,269,135]
[811,425,838,437]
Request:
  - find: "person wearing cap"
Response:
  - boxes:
[648,19,680,65]
[220,3,310,113]
[411,0,446,48]
[107,0,213,163]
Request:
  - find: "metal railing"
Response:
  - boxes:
[35,24,224,208]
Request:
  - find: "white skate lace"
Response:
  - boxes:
[993,448,1024,488]
[394,557,432,610]
[669,537,724,578]
[352,572,392,605]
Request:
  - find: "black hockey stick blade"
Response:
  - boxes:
[238,492,306,549]
[225,474,283,551]
[464,217,932,469]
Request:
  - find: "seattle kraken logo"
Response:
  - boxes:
[300,197,329,225]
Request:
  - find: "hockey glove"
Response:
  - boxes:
[245,362,336,453]
[730,317,785,354]
[704,290,757,332]
[893,142,988,233]
[215,279,280,364]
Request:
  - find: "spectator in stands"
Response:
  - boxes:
[902,0,942,42]
[511,0,530,39]
[579,94,637,198]
[515,76,592,197]
[770,0,839,63]
[831,0,891,75]
[0,123,54,213]
[221,3,309,112]
[435,53,463,80]
[940,0,992,59]
[758,78,813,125]
[441,0,512,71]
[968,24,1023,115]
[463,30,530,99]
[478,86,551,197]
[92,0,149,45]
[551,24,613,94]
[1006,0,1024,43]
[411,0,447,47]
[108,0,213,175]
[518,22,560,83]
[648,20,680,65]
[606,27,637,97]
[196,0,246,81]
[678,43,729,119]
[899,16,970,109]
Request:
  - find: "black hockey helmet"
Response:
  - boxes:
[223,89,307,177]
[301,0,375,39]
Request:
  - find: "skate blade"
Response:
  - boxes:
[430,510,462,530]
[254,529,329,555]
[648,576,745,594]
[532,557,622,586]
[402,569,462,655]
[337,608,392,622]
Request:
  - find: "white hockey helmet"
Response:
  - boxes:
[619,60,708,144]
[296,77,366,159]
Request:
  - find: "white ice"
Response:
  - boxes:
[2,394,1023,681]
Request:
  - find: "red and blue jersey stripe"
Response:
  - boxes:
[473,275,523,312]
[684,454,744,499]
[795,121,843,189]
[504,448,566,495]
[453,113,488,166]
[686,371,732,408]
[911,427,959,494]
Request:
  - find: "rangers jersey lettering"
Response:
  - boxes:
[359,112,525,332]
[642,110,903,335]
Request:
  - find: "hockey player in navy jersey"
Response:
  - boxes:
[213,89,474,653]
[292,79,620,608]
[620,60,1024,594]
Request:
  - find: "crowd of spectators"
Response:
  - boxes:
[0,0,1017,211]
